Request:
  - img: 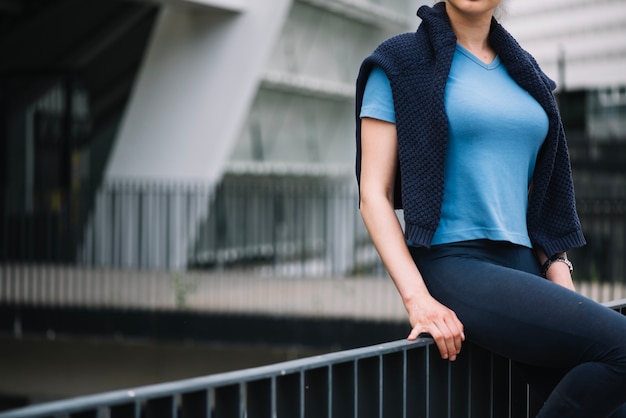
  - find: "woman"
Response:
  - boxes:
[356,1,626,416]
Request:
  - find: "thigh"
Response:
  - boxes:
[410,244,626,370]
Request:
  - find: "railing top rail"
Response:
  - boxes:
[0,337,431,418]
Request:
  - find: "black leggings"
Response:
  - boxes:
[409,240,626,418]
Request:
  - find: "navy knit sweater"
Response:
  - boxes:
[355,2,586,257]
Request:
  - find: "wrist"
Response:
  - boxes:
[545,263,577,291]
[402,288,432,311]
[541,255,573,277]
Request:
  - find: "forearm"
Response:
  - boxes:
[360,196,465,359]
[360,196,430,308]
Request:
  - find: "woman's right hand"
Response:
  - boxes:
[406,294,465,361]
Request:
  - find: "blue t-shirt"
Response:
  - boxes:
[360,44,549,248]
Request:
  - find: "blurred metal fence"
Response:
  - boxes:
[1,175,624,282]
[1,174,380,276]
[2,299,625,418]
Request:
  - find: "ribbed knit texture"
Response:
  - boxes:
[355,2,586,257]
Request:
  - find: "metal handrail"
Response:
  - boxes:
[2,300,625,418]
[0,338,431,418]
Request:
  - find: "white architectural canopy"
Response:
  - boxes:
[105,0,292,184]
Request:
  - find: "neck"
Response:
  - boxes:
[444,3,495,62]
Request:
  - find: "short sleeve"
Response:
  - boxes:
[360,66,396,123]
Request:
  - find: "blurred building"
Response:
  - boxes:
[507,0,626,170]
[507,0,625,89]
[0,0,421,274]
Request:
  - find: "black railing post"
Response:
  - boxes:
[0,78,7,264]
[62,73,74,264]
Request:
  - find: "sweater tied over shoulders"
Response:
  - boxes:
[355,2,585,257]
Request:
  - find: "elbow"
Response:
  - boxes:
[359,187,393,217]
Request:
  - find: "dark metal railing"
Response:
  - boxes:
[1,299,624,418]
[0,340,531,418]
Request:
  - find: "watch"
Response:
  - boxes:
[541,256,573,277]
